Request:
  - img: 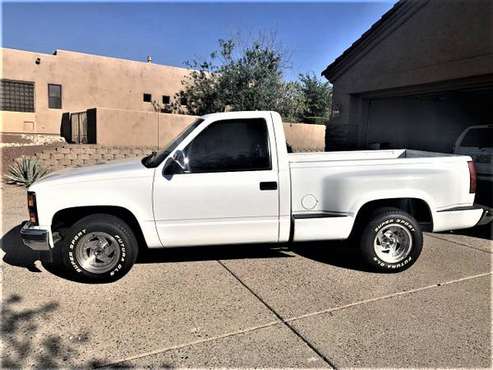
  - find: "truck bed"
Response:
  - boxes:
[288,149,457,164]
[288,148,476,241]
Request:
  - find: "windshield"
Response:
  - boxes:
[142,118,204,168]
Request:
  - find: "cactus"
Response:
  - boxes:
[5,157,49,187]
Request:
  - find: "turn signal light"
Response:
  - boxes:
[29,210,38,225]
[27,192,39,225]
[27,192,36,208]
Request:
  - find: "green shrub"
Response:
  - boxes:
[5,158,49,187]
[303,116,328,125]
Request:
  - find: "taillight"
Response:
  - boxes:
[467,161,477,194]
[27,192,38,225]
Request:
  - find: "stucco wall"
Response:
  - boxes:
[95,108,326,151]
[1,48,190,134]
[96,109,197,147]
[0,111,36,132]
[283,122,325,151]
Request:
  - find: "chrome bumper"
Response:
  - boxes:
[20,222,50,251]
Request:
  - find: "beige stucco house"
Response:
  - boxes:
[0,48,191,135]
[0,47,325,151]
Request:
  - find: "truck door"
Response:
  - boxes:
[153,115,280,247]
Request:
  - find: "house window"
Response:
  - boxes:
[48,84,62,109]
[162,95,171,105]
[143,93,152,102]
[0,79,35,112]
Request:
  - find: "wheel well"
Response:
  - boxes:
[353,198,433,232]
[52,206,148,249]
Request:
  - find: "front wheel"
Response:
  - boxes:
[55,214,138,282]
[360,208,423,272]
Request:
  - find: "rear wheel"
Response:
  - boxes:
[55,214,138,282]
[360,208,422,272]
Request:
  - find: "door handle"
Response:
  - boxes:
[259,181,278,191]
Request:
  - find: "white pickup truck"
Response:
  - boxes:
[21,111,491,282]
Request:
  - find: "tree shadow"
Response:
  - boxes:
[1,293,171,368]
[1,294,90,368]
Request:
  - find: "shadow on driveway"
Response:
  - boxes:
[444,223,492,240]
[2,223,363,275]
[2,220,491,281]
[290,239,375,272]
[1,224,41,272]
[137,243,293,264]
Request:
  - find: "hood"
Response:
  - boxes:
[30,159,153,190]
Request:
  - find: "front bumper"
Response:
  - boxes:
[20,222,50,251]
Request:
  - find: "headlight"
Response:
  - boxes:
[27,192,38,225]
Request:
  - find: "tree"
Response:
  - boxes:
[174,38,332,124]
[174,38,303,120]
[298,73,332,123]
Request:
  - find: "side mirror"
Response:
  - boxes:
[172,150,190,173]
[162,150,190,178]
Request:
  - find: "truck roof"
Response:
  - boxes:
[201,111,277,120]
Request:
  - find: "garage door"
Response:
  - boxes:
[365,90,493,153]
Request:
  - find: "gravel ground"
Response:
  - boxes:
[1,184,491,368]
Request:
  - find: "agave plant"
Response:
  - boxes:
[5,157,49,187]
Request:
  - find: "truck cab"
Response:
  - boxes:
[151,111,291,247]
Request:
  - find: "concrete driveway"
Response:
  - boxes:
[1,185,491,368]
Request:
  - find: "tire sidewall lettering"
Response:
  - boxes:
[109,234,126,277]
[68,229,86,273]
[374,218,415,233]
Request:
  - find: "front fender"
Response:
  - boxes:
[30,175,161,248]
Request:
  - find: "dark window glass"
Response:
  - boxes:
[185,118,271,173]
[162,95,171,105]
[48,84,62,109]
[143,93,152,102]
[462,128,493,148]
[0,79,35,112]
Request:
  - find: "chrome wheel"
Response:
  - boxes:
[74,232,120,274]
[374,224,412,264]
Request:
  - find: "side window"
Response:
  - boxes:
[48,84,62,109]
[185,118,271,173]
[461,128,493,148]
